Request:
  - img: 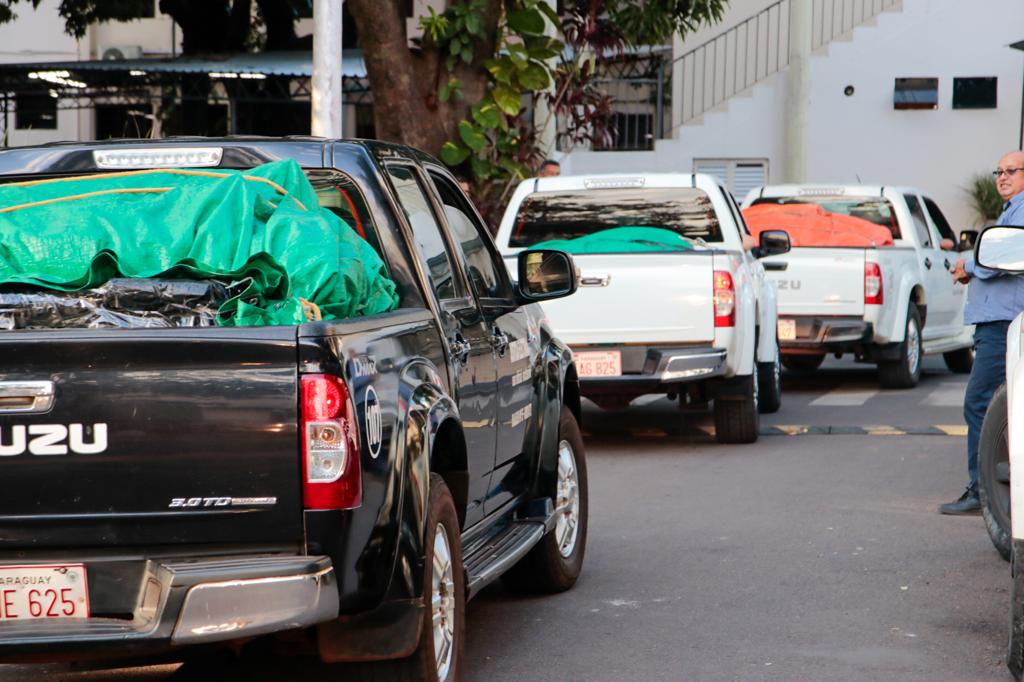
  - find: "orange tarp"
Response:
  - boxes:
[742,203,894,247]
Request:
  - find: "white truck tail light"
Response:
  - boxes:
[864,263,884,305]
[713,270,736,327]
[301,374,361,510]
[93,147,223,169]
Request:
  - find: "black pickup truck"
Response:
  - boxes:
[0,138,586,681]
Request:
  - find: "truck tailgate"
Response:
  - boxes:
[761,248,866,317]
[510,253,715,345]
[0,327,302,549]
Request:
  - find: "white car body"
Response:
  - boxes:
[495,173,779,415]
[740,184,974,369]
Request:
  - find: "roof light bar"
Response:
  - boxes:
[93,147,224,169]
[797,187,846,196]
[583,176,645,189]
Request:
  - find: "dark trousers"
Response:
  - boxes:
[964,320,1010,490]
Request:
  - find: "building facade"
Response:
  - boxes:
[562,0,1024,231]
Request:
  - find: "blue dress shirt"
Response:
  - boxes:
[963,192,1024,324]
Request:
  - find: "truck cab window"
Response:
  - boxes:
[923,196,957,246]
[904,194,933,248]
[313,174,386,266]
[429,172,513,301]
[386,164,462,301]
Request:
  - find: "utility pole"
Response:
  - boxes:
[312,0,343,138]
[784,0,812,183]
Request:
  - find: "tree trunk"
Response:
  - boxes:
[346,0,502,158]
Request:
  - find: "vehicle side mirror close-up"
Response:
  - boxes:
[975,225,1024,272]
[959,229,979,252]
[517,250,578,302]
[755,230,791,258]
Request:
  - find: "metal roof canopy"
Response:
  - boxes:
[0,50,370,111]
[0,50,366,79]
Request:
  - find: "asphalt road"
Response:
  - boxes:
[0,356,1011,681]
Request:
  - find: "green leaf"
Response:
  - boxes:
[440,141,471,166]
[469,155,491,180]
[508,8,546,35]
[472,103,503,129]
[536,1,560,27]
[461,46,474,64]
[465,11,483,36]
[493,84,522,115]
[516,63,550,91]
[458,120,488,151]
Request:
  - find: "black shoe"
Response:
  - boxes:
[939,488,981,515]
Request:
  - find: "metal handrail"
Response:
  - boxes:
[668,0,901,130]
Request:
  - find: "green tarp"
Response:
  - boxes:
[529,226,697,254]
[0,160,398,326]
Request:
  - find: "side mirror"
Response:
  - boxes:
[959,229,978,252]
[517,250,578,302]
[755,230,791,258]
[975,225,1024,272]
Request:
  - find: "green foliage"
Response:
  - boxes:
[964,172,1004,225]
[420,0,725,223]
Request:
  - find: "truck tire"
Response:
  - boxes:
[878,306,922,389]
[504,406,588,593]
[757,341,782,414]
[980,383,1011,562]
[1010,556,1024,681]
[781,354,825,372]
[943,347,974,374]
[349,475,465,682]
[714,372,759,444]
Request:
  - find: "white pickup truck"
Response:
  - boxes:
[495,173,790,444]
[740,184,975,388]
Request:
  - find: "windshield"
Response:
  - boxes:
[750,195,901,240]
[509,187,722,247]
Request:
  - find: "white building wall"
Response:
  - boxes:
[564,0,1024,230]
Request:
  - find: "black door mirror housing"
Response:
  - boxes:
[516,250,578,302]
[755,230,791,258]
[959,229,979,252]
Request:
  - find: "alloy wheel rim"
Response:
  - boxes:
[431,523,456,680]
[555,439,580,558]
[906,318,921,375]
[772,346,781,395]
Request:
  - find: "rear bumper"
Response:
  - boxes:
[0,554,338,661]
[779,316,872,352]
[578,345,727,395]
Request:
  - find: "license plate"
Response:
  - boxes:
[778,319,796,341]
[576,351,622,377]
[0,564,89,620]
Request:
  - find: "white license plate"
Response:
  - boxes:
[778,319,797,341]
[0,564,89,620]
[576,351,622,377]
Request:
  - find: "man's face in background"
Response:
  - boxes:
[996,151,1024,202]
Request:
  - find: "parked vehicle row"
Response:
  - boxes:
[491,174,975,447]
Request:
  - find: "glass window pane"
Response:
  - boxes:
[430,173,512,300]
[386,165,459,301]
[904,194,932,248]
[953,77,997,110]
[511,187,723,247]
[923,197,956,241]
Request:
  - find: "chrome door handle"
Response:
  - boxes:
[449,337,471,364]
[489,328,510,356]
[579,274,610,287]
[0,381,54,413]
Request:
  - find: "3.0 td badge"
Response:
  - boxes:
[0,424,107,455]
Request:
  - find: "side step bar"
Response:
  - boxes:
[463,520,545,598]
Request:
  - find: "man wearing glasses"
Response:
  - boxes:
[942,150,1024,514]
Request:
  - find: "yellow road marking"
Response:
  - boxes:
[935,424,968,436]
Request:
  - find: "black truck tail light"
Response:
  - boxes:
[301,374,362,510]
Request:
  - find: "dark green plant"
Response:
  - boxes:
[963,172,1003,226]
